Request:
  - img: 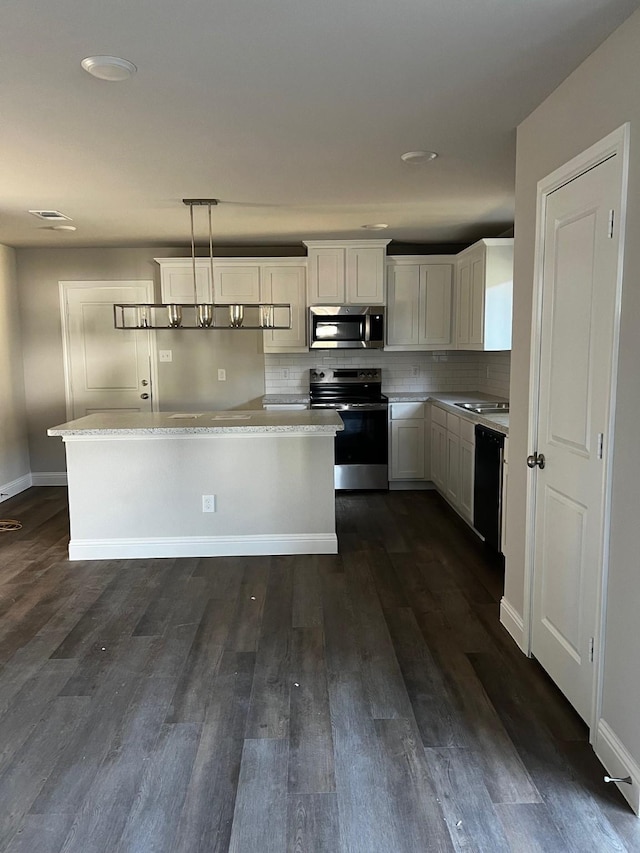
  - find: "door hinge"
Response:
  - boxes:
[589,637,595,663]
[608,209,615,239]
[597,433,604,459]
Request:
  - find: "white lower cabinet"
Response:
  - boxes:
[458,416,475,523]
[445,428,460,506]
[389,402,426,482]
[430,421,447,492]
[429,404,476,524]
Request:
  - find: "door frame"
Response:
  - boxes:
[59,280,159,421]
[522,124,630,735]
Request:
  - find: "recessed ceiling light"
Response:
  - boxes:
[81,55,137,81]
[362,223,389,230]
[51,225,77,232]
[401,150,438,165]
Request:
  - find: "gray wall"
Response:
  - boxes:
[0,245,30,489]
[16,248,265,472]
[507,8,640,767]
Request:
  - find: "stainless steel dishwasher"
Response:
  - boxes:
[473,425,505,552]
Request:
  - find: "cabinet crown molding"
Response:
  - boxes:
[302,239,391,249]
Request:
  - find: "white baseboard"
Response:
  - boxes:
[500,596,527,652]
[31,472,68,486]
[0,473,32,502]
[388,481,435,491]
[595,718,640,815]
[68,533,338,561]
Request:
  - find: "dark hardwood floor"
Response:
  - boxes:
[0,486,638,852]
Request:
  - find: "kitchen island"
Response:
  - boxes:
[48,410,344,561]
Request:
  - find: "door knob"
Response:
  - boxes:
[527,452,545,469]
[140,393,150,400]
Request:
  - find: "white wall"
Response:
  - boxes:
[507,7,640,788]
[0,244,30,496]
[16,248,266,473]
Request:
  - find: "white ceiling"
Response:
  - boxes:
[1,0,638,249]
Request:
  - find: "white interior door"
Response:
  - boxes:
[531,152,623,723]
[61,282,155,419]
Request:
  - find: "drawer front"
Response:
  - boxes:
[459,417,475,443]
[391,402,425,420]
[430,404,447,427]
[446,412,460,435]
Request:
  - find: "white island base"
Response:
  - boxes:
[48,410,343,561]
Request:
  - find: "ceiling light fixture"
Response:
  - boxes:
[81,55,137,81]
[401,150,438,165]
[114,199,291,331]
[51,225,77,232]
[29,209,72,221]
[361,223,389,230]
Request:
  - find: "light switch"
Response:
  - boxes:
[218,368,226,381]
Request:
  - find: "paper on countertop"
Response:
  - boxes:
[210,414,252,420]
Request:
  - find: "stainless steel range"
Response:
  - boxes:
[309,368,388,490]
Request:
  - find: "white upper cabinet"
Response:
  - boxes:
[155,258,212,303]
[454,238,513,351]
[260,263,307,353]
[386,257,454,350]
[156,259,261,304]
[304,240,390,305]
[212,265,261,304]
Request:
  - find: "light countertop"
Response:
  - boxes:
[48,410,344,437]
[388,391,509,435]
[262,394,310,405]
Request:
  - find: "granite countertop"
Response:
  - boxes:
[48,410,344,437]
[387,390,510,435]
[258,390,509,435]
[262,394,310,406]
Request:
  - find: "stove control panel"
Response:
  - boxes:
[310,368,382,384]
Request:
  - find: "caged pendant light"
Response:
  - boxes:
[114,199,291,331]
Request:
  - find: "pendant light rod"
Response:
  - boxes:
[190,202,197,303]
[208,203,214,303]
[183,199,220,305]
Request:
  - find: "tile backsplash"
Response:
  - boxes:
[265,350,511,398]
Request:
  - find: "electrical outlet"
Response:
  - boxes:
[282,368,290,380]
[202,495,216,513]
[411,365,420,378]
[217,368,226,381]
[159,350,172,362]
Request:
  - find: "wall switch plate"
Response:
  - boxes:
[411,365,420,378]
[202,495,216,512]
[159,350,172,362]
[217,368,226,381]
[282,368,290,380]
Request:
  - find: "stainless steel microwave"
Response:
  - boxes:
[309,306,385,349]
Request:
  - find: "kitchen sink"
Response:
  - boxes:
[455,401,510,414]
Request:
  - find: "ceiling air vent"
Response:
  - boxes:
[28,210,72,221]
